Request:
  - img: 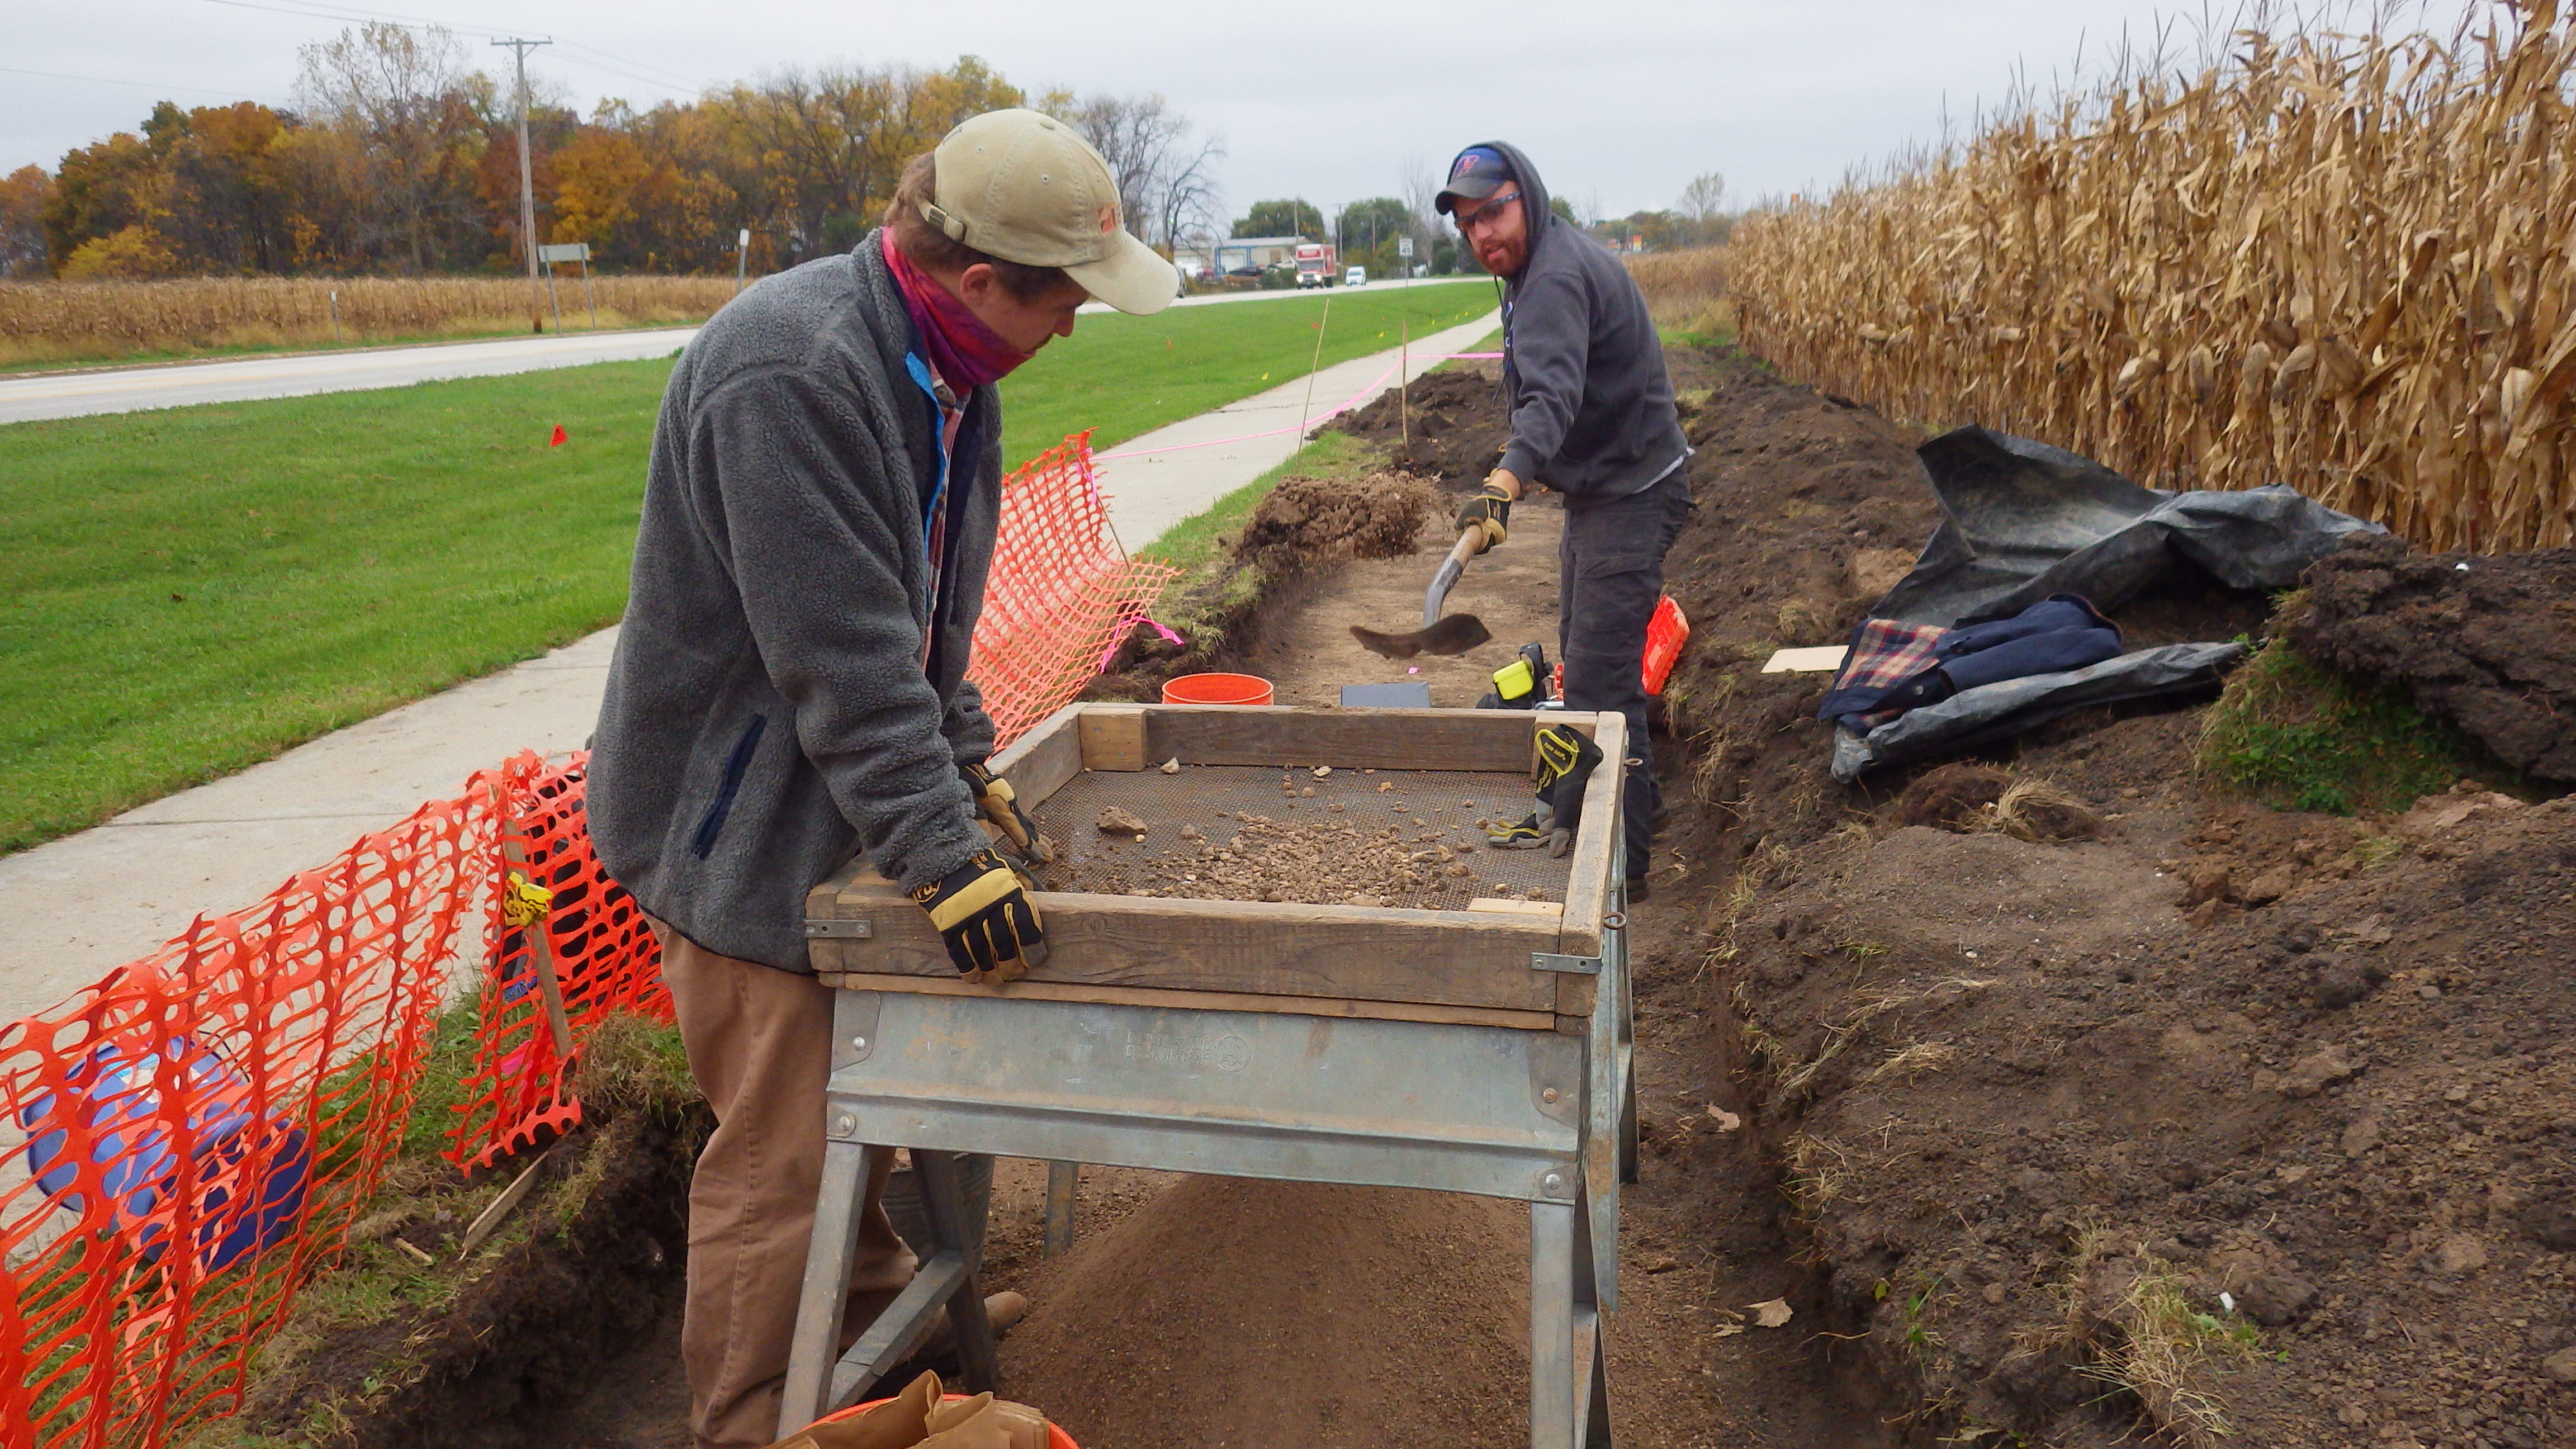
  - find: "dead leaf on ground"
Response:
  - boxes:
[1749,1297,1794,1328]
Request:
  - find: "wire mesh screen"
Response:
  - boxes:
[1025,764,1574,911]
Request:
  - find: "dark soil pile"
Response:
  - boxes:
[1715,790,2576,1448]
[1325,366,1509,489]
[1232,470,1433,574]
[1638,344,2576,1448]
[2289,536,2576,783]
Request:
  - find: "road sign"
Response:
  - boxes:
[1398,236,1415,257]
[538,243,590,264]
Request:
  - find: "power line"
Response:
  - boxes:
[0,64,291,105]
[197,0,708,94]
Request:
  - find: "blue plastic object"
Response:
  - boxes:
[20,1035,310,1272]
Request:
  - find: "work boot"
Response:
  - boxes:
[916,1291,1029,1355]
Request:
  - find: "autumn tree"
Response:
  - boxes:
[296,22,492,272]
[0,167,49,277]
[1058,92,1224,253]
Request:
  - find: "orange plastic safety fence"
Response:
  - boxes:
[444,755,669,1173]
[0,429,1182,1448]
[0,767,503,1449]
[969,432,1182,747]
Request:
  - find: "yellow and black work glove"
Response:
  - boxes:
[1454,475,1516,554]
[1489,724,1607,856]
[911,847,1045,983]
[959,761,1048,863]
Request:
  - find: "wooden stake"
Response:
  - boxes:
[456,1143,557,1260]
[1297,294,1332,439]
[1400,319,1410,449]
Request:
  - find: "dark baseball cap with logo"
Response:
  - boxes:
[1434,145,1516,215]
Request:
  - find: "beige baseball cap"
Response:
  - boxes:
[917,108,1178,316]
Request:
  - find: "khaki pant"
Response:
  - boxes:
[655,921,917,1448]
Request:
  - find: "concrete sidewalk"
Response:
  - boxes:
[0,316,1499,1024]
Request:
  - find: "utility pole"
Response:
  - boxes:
[493,37,551,334]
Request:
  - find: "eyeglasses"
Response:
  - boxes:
[1452,190,1522,235]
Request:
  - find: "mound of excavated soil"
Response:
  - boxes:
[1232,471,1433,574]
[1326,366,1510,490]
[2289,536,2576,783]
[1720,791,2576,1449]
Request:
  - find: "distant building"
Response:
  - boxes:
[1214,235,1303,272]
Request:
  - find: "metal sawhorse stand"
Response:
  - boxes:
[778,879,1635,1447]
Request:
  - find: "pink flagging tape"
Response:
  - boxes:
[1097,615,1186,672]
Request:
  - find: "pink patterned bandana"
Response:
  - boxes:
[880,229,1034,387]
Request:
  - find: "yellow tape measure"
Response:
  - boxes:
[503,870,554,927]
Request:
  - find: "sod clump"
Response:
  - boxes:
[2198,633,2498,816]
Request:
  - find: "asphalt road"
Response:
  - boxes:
[0,326,702,425]
[0,277,1493,425]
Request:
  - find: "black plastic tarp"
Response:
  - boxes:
[1828,427,2386,781]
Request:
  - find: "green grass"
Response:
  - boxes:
[0,362,668,854]
[998,280,1497,465]
[0,282,1498,855]
[2199,637,2501,816]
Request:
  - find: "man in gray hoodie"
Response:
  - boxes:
[1437,141,1692,894]
[586,109,1176,1446]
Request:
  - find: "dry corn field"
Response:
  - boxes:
[1730,2,2576,552]
[0,275,741,366]
[1623,245,1730,334]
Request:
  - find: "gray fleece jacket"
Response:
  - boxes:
[587,232,998,973]
[1480,141,1690,504]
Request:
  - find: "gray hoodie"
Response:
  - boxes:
[586,233,997,973]
[1477,141,1689,503]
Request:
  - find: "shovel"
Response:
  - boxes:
[1349,529,1493,659]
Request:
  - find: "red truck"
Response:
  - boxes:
[1294,242,1338,287]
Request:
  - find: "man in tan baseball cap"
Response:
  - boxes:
[588,108,1173,1448]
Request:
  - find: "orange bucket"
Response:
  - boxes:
[1161,672,1273,705]
[815,1392,1081,1448]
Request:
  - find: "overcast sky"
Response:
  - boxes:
[11,0,2231,220]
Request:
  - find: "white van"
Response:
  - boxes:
[1343,266,1367,287]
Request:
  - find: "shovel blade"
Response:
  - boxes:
[1348,613,1491,660]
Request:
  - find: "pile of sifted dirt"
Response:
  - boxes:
[1325,365,1510,490]
[2289,535,2576,783]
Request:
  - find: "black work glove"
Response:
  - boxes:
[910,847,1045,982]
[1533,724,1604,857]
[959,761,1048,862]
[1454,477,1514,553]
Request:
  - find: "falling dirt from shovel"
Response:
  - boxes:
[1349,529,1492,659]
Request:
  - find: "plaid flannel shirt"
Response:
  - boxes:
[1816,617,1950,732]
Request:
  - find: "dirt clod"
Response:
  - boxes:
[1096,806,1148,837]
[2289,534,2576,781]
[1890,763,2013,829]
